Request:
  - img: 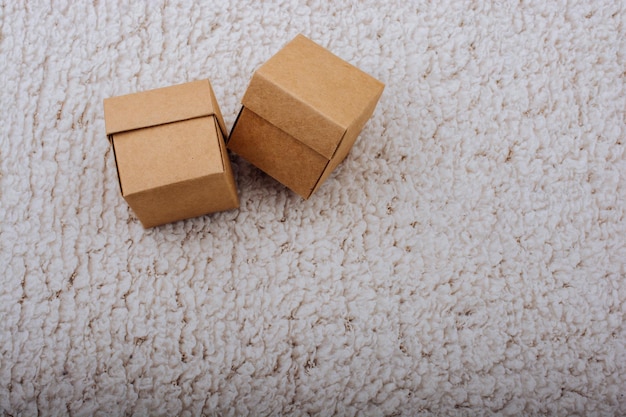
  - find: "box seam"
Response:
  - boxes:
[109,134,125,196]
[108,114,216,137]
[307,159,332,199]
[123,170,230,199]
[213,116,226,174]
[227,106,244,145]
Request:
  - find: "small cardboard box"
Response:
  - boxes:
[228,34,385,199]
[104,79,239,228]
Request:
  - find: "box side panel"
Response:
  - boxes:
[311,85,384,195]
[125,174,239,228]
[104,79,216,135]
[112,116,224,196]
[228,107,328,199]
[242,72,345,160]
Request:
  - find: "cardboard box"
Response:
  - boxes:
[104,79,239,228]
[228,34,385,199]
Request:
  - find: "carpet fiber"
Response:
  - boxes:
[1,1,625,415]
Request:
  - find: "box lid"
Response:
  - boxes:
[242,34,384,160]
[104,79,226,137]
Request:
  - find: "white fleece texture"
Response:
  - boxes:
[1,1,625,415]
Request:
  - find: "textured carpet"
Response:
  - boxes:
[1,1,625,416]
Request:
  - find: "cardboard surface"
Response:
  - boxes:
[104,79,225,137]
[104,79,238,228]
[312,83,386,195]
[230,34,384,199]
[113,116,224,195]
[124,170,238,229]
[228,108,328,198]
[242,34,384,160]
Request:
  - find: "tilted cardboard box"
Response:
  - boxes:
[228,34,385,199]
[104,79,239,228]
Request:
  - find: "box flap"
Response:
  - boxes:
[242,34,385,160]
[104,79,221,135]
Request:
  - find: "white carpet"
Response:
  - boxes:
[1,1,625,415]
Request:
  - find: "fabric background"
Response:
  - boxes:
[1,1,625,415]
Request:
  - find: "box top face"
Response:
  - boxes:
[113,116,224,195]
[242,35,384,159]
[104,79,222,136]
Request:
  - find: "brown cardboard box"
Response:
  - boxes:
[104,79,239,228]
[228,34,385,199]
